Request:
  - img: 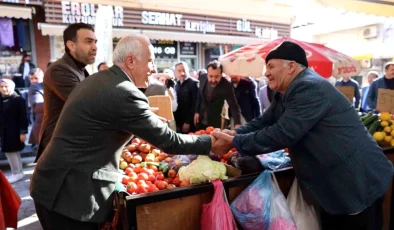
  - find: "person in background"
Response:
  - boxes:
[259,82,274,113]
[18,54,36,88]
[194,61,241,129]
[30,34,215,229]
[360,71,379,112]
[0,79,28,183]
[189,69,198,79]
[335,75,361,109]
[231,75,261,123]
[367,62,394,110]
[155,72,178,113]
[211,41,393,230]
[97,62,109,71]
[28,68,44,149]
[196,69,207,81]
[174,61,199,133]
[36,23,97,162]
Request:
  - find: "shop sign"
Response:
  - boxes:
[180,42,197,55]
[185,20,215,34]
[255,27,278,39]
[2,0,22,3]
[61,1,124,27]
[141,11,182,26]
[151,40,178,58]
[236,19,252,32]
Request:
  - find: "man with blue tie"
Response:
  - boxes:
[360,71,379,112]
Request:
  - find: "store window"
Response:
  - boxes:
[0,18,32,76]
[179,42,198,71]
[151,40,178,73]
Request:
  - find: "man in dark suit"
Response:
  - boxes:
[174,62,199,133]
[35,23,97,162]
[211,42,393,230]
[194,61,241,129]
[230,75,261,122]
[30,34,215,229]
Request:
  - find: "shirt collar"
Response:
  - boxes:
[119,68,135,85]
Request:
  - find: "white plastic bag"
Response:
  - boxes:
[287,178,321,230]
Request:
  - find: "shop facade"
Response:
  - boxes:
[38,0,291,71]
[0,0,45,77]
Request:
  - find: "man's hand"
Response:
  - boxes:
[221,129,237,136]
[182,123,190,133]
[211,131,234,155]
[150,107,159,113]
[194,113,200,126]
[20,134,26,143]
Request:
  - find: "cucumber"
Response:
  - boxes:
[363,115,378,127]
[361,112,372,122]
[368,120,381,134]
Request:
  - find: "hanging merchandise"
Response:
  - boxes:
[16,19,26,50]
[0,18,15,47]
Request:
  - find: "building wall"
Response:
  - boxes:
[33,6,51,70]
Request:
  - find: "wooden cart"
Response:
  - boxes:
[117,147,394,230]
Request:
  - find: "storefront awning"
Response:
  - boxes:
[141,30,267,45]
[38,23,141,38]
[0,4,32,19]
[38,23,265,45]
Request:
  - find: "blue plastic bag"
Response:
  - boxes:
[257,150,291,171]
[231,171,296,230]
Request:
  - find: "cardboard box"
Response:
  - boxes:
[377,88,394,114]
[148,95,174,121]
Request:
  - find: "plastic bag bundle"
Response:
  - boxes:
[231,171,296,230]
[201,180,236,230]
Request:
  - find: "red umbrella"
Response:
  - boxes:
[219,37,361,78]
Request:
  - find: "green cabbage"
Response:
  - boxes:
[178,156,228,185]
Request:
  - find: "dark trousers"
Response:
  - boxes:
[34,202,100,230]
[321,196,384,230]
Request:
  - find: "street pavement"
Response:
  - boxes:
[1,156,43,230]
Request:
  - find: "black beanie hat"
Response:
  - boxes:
[265,41,308,67]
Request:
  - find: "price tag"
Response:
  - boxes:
[377,88,394,114]
[336,86,354,102]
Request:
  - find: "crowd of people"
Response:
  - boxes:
[0,21,392,230]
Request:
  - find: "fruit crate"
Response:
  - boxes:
[118,168,295,230]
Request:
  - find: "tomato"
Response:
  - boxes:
[128,163,135,169]
[231,148,237,153]
[136,184,148,194]
[133,164,142,174]
[138,173,149,181]
[128,172,138,183]
[147,184,157,192]
[147,165,158,172]
[156,173,165,181]
[142,168,153,175]
[172,177,181,187]
[125,167,134,175]
[168,169,177,178]
[132,138,141,145]
[205,126,214,134]
[148,174,156,183]
[180,179,190,187]
[122,176,130,185]
[126,182,137,194]
[164,178,173,184]
[167,184,176,189]
[156,181,168,190]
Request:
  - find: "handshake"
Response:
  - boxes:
[209,128,238,156]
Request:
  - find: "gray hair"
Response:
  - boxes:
[282,60,306,69]
[174,61,190,74]
[113,34,149,63]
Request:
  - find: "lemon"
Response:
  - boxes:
[384,126,393,134]
[391,130,394,137]
[391,139,394,147]
[379,112,391,121]
[384,135,393,143]
[373,132,385,142]
[391,125,394,130]
[381,121,389,127]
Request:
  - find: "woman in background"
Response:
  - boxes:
[0,79,28,183]
[28,68,44,148]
